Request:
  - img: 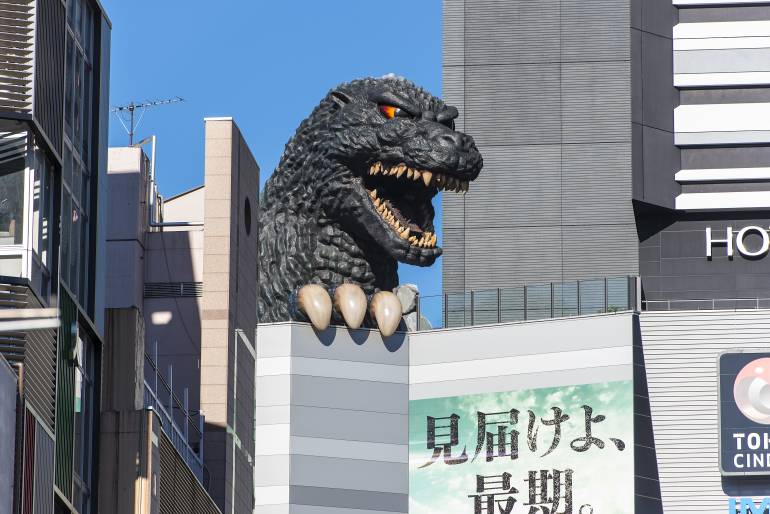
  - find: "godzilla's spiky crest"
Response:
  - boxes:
[261,76,443,212]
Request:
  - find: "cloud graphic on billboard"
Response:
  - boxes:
[734,357,770,425]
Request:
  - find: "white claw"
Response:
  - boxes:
[334,284,367,329]
[369,291,403,337]
[297,284,332,331]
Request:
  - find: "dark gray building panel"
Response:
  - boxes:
[464,64,562,147]
[641,214,770,304]
[679,5,770,22]
[463,0,561,65]
[34,0,66,159]
[442,0,637,293]
[631,0,680,210]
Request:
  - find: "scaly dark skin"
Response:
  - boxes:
[258,76,483,323]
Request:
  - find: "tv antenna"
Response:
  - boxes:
[111,97,184,145]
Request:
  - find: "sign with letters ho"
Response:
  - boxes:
[706,226,770,259]
[719,352,770,476]
[409,381,634,514]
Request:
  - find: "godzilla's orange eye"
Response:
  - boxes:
[379,105,401,119]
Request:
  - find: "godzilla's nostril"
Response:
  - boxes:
[438,132,464,148]
[437,132,475,152]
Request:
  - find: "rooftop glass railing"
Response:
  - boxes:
[415,276,637,330]
[643,298,770,311]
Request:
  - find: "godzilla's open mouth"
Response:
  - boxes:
[362,161,470,249]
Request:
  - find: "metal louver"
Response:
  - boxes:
[144,282,203,299]
[0,0,34,113]
[0,129,27,165]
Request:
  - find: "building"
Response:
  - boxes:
[437,0,770,511]
[0,1,111,513]
[442,0,770,308]
[255,312,641,513]
[103,117,259,514]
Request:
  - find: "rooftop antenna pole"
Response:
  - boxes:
[110,96,184,145]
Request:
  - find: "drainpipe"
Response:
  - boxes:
[132,135,204,228]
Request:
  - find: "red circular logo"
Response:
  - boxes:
[734,357,770,425]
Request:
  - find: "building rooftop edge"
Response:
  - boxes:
[164,184,204,202]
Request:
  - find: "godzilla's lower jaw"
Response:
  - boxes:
[359,161,471,266]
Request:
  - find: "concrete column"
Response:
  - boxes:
[200,118,259,514]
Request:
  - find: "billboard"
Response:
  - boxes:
[719,351,770,476]
[409,381,634,514]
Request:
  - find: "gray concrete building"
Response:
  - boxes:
[436,2,770,512]
[442,0,770,308]
[103,117,259,514]
[254,313,637,514]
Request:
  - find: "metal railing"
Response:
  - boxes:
[415,276,637,330]
[144,341,206,482]
[643,298,770,311]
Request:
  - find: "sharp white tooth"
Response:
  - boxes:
[390,167,398,176]
[413,170,421,181]
[369,189,377,199]
[409,236,418,244]
[333,284,367,330]
[400,227,410,239]
[375,162,382,172]
[407,169,413,179]
[422,171,432,187]
[431,234,437,246]
[396,167,405,178]
[369,291,403,337]
[297,284,332,331]
[374,198,381,207]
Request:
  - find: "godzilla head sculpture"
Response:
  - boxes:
[258,76,483,334]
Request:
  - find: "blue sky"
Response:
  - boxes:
[102,0,445,298]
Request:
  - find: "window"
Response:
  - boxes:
[69,205,80,289]
[61,194,71,282]
[73,333,94,514]
[31,143,54,301]
[244,197,252,235]
[0,138,25,246]
[62,0,96,309]
[65,37,74,139]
